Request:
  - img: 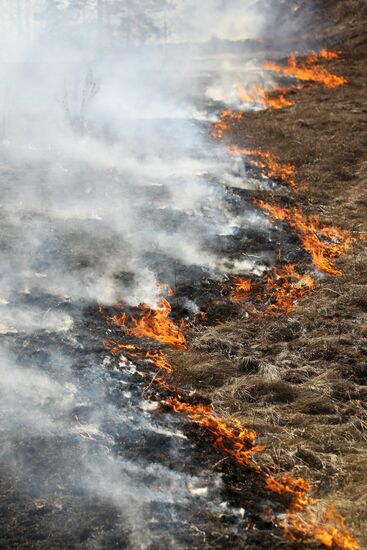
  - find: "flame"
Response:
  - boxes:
[166,397,264,468]
[256,200,354,275]
[228,145,298,188]
[166,393,312,514]
[231,277,252,302]
[264,264,315,313]
[111,296,187,350]
[310,48,342,61]
[286,505,360,550]
[102,306,359,548]
[307,505,359,550]
[230,265,315,313]
[165,397,359,549]
[103,340,138,356]
[266,474,313,512]
[264,50,347,88]
[266,477,359,549]
[212,108,243,139]
[99,44,358,544]
[238,82,294,110]
[103,339,173,373]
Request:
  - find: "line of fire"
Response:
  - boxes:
[0,1,366,549]
[101,48,361,549]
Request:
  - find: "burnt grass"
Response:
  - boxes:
[0,299,301,550]
[169,1,367,547]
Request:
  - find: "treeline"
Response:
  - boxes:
[1,0,176,44]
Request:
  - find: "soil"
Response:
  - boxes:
[170,0,367,546]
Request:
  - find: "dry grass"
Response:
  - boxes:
[171,244,367,542]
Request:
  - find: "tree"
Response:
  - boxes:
[39,0,66,34]
[35,0,176,46]
[97,0,104,27]
[106,0,175,45]
[61,69,100,135]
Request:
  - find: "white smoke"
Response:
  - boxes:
[0,5,274,308]
[0,1,298,545]
[170,0,267,42]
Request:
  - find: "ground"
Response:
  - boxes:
[170,1,367,546]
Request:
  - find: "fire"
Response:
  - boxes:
[264,50,347,89]
[230,265,315,313]
[102,301,359,548]
[230,277,252,302]
[256,200,354,275]
[99,43,358,546]
[266,475,313,512]
[103,340,173,373]
[166,397,264,468]
[103,340,138,356]
[228,145,298,188]
[111,296,187,350]
[166,397,359,549]
[238,83,294,110]
[264,264,315,313]
[212,108,243,139]
[310,506,360,550]
[166,392,312,511]
[267,478,359,549]
[310,48,342,61]
[286,505,360,550]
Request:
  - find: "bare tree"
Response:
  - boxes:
[106,0,175,45]
[97,0,104,27]
[61,70,100,136]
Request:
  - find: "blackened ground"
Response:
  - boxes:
[1,294,309,549]
[170,0,367,546]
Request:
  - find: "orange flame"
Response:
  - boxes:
[256,200,354,275]
[166,397,264,468]
[103,307,359,548]
[264,264,316,313]
[165,397,359,549]
[100,46,358,543]
[230,265,315,313]
[264,50,347,89]
[228,145,298,188]
[266,477,359,548]
[103,340,138,356]
[230,277,252,303]
[111,296,187,350]
[238,82,294,110]
[286,505,360,550]
[103,340,173,373]
[212,108,243,139]
[309,48,343,61]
